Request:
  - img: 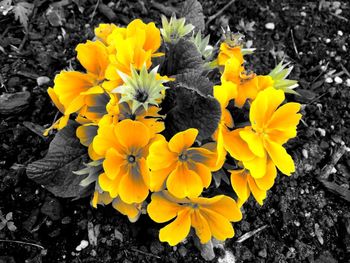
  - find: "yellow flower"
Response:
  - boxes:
[47,40,109,131]
[94,23,118,45]
[147,129,217,198]
[212,81,237,169]
[225,87,302,177]
[147,191,242,246]
[92,119,155,204]
[230,159,277,207]
[221,57,275,107]
[217,42,244,67]
[92,191,142,222]
[104,19,162,91]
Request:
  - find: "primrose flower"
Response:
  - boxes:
[217,30,245,66]
[94,23,118,45]
[147,191,242,246]
[92,119,156,204]
[225,87,301,178]
[161,14,195,43]
[92,191,142,222]
[104,19,163,91]
[113,65,168,113]
[46,40,109,131]
[147,128,217,198]
[230,159,277,207]
[221,57,274,107]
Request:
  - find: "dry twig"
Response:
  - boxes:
[205,0,236,27]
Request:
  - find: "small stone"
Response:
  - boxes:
[337,30,343,36]
[334,76,343,84]
[325,77,333,83]
[258,248,267,258]
[325,38,331,43]
[300,11,306,17]
[36,76,50,86]
[265,22,275,30]
[302,149,308,159]
[317,128,326,137]
[76,240,89,251]
[346,79,350,87]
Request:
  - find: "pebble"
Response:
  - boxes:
[325,77,333,83]
[265,22,275,30]
[325,38,331,43]
[76,240,89,251]
[334,76,343,84]
[300,11,306,17]
[36,76,50,86]
[346,79,350,87]
[317,128,326,137]
[302,149,309,159]
[337,30,343,36]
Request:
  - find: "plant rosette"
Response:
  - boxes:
[26,0,301,259]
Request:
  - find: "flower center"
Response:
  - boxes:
[127,155,136,163]
[179,153,188,162]
[134,89,149,103]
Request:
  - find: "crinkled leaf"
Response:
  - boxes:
[180,0,205,32]
[164,73,221,141]
[13,2,34,30]
[26,121,93,198]
[162,38,204,76]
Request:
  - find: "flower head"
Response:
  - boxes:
[113,64,168,113]
[147,191,242,245]
[92,119,156,204]
[147,128,217,198]
[225,87,302,178]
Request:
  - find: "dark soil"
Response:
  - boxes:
[1,0,350,262]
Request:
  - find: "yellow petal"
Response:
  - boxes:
[149,162,177,192]
[144,22,161,52]
[166,164,203,198]
[92,123,123,157]
[247,175,267,205]
[48,87,65,113]
[200,195,242,222]
[255,159,277,190]
[230,170,250,204]
[187,162,212,188]
[200,208,234,241]
[118,164,149,204]
[94,23,118,44]
[267,102,302,131]
[98,173,113,192]
[112,197,141,223]
[168,128,198,153]
[191,209,211,244]
[76,125,98,147]
[250,87,284,130]
[159,208,192,246]
[103,148,125,180]
[147,192,184,223]
[115,119,150,149]
[225,129,255,161]
[243,155,267,179]
[187,147,218,169]
[147,138,177,171]
[239,128,265,158]
[264,139,295,176]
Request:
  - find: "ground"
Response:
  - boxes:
[0,0,350,262]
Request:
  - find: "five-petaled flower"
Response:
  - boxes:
[147,191,242,246]
[92,119,157,204]
[147,128,217,198]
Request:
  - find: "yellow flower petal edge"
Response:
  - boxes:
[147,191,242,245]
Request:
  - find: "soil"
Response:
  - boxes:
[1,0,350,262]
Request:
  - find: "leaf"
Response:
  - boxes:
[13,2,34,30]
[164,72,221,141]
[179,0,205,32]
[0,0,13,15]
[26,121,93,198]
[6,221,17,232]
[162,38,204,76]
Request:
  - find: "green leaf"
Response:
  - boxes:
[162,38,204,76]
[13,2,34,30]
[179,0,205,32]
[164,72,221,141]
[26,121,93,198]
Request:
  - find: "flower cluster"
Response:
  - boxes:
[45,14,301,247]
